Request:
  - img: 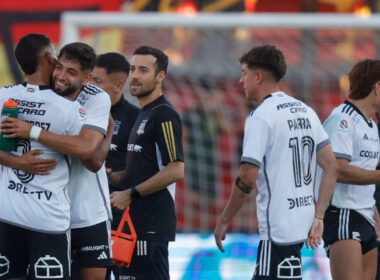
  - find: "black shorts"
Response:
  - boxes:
[116,240,169,280]
[323,206,377,257]
[0,221,70,279]
[71,221,113,269]
[253,240,303,280]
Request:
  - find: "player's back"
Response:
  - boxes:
[0,83,83,232]
[251,91,328,244]
[68,84,112,228]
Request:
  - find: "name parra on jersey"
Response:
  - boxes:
[242,91,329,244]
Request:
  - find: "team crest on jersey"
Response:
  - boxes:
[338,119,348,129]
[137,119,148,135]
[113,120,121,135]
[78,107,86,120]
[76,93,90,106]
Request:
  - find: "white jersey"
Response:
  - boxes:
[0,83,83,233]
[68,84,112,228]
[323,101,379,225]
[242,92,329,244]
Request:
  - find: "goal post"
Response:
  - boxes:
[61,12,380,45]
[60,11,380,233]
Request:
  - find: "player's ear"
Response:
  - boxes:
[156,70,165,83]
[82,72,91,86]
[255,70,264,84]
[45,51,57,66]
[374,81,380,95]
[114,80,124,91]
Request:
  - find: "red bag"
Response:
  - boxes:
[111,206,137,267]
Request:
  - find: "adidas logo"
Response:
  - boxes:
[364,133,369,140]
[97,251,108,260]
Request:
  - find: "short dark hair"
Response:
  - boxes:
[133,46,168,74]
[239,45,287,82]
[348,59,380,100]
[58,42,96,72]
[15,33,51,75]
[96,52,130,75]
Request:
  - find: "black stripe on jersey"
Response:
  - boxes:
[348,107,355,116]
[64,155,71,173]
[263,156,273,239]
[341,103,350,114]
[96,173,113,221]
[342,100,373,127]
[161,121,176,161]
[82,84,102,95]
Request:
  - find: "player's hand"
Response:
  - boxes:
[16,149,56,175]
[110,190,132,210]
[1,117,32,138]
[306,217,323,250]
[108,170,125,185]
[106,167,112,175]
[214,219,228,253]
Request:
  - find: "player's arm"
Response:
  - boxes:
[335,158,380,185]
[214,162,257,253]
[110,160,184,210]
[307,143,338,249]
[0,150,56,175]
[82,115,114,172]
[1,117,103,160]
[324,115,379,184]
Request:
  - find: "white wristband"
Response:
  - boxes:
[29,126,42,141]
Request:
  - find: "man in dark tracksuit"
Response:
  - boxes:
[110,46,184,280]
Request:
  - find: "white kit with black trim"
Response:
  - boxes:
[241,91,329,244]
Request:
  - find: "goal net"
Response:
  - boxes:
[61,12,380,233]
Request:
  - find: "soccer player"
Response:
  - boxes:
[322,59,380,280]
[110,46,184,280]
[213,45,338,280]
[2,43,114,279]
[90,52,140,279]
[0,34,84,279]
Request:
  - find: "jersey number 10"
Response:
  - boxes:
[289,136,314,188]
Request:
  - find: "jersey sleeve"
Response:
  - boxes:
[154,107,184,165]
[65,103,85,136]
[312,111,330,151]
[82,93,111,136]
[241,115,269,167]
[323,113,354,161]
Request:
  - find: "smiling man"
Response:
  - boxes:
[1,42,114,279]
